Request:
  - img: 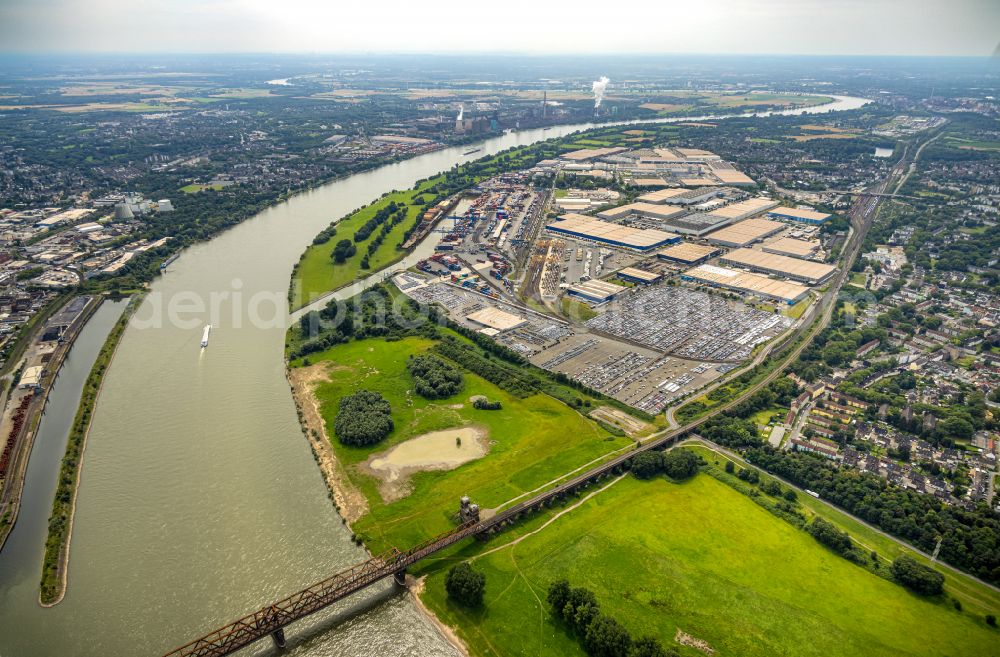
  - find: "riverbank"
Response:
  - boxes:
[287,362,471,656]
[38,294,139,606]
[287,362,368,524]
[0,295,102,553]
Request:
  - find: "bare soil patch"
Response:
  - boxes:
[362,426,489,502]
[589,406,650,436]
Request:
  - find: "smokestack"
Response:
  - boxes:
[542,90,547,118]
[591,76,609,111]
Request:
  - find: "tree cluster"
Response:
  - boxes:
[629,450,700,481]
[890,555,945,596]
[334,390,393,446]
[473,398,502,410]
[547,580,677,657]
[445,562,485,607]
[407,354,464,399]
[806,517,856,558]
[332,239,357,264]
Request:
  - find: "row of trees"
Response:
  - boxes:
[547,580,677,657]
[334,390,393,446]
[407,354,464,399]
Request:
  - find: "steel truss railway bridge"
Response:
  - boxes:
[164,131,922,656]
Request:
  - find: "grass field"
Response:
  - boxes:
[690,445,1000,619]
[784,296,813,318]
[179,183,229,193]
[419,472,999,657]
[290,177,442,309]
[292,336,631,551]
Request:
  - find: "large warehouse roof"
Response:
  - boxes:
[597,202,687,221]
[707,197,780,220]
[547,214,680,250]
[657,242,721,263]
[705,217,786,246]
[636,188,689,203]
[466,307,527,332]
[768,206,832,223]
[638,186,720,205]
[568,279,625,302]
[617,267,662,283]
[685,264,810,304]
[763,237,820,259]
[720,248,836,284]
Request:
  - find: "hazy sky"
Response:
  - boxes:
[1,0,998,56]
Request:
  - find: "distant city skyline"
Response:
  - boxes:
[1,0,999,57]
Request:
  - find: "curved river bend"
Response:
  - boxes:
[0,95,868,657]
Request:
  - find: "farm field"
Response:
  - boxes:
[291,177,443,309]
[419,471,1000,657]
[290,336,631,552]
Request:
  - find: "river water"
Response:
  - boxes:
[0,95,868,657]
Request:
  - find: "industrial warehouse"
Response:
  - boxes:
[637,187,721,205]
[657,242,721,265]
[567,278,626,304]
[719,248,837,284]
[683,264,811,304]
[617,267,662,285]
[391,141,840,416]
[545,213,681,251]
[762,236,821,259]
[597,202,688,222]
[767,206,832,224]
[706,216,786,247]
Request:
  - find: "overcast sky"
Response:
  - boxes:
[1,0,998,56]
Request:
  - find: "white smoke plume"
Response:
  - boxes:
[456,104,464,121]
[592,76,610,108]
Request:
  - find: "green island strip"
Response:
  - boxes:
[412,448,1000,657]
[38,295,140,605]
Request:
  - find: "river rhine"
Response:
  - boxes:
[0,95,868,657]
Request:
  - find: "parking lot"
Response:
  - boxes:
[585,286,791,362]
[530,332,728,414]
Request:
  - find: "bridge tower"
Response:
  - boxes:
[459,495,480,524]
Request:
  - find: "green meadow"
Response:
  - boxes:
[419,472,1000,657]
[292,336,631,552]
[291,176,443,309]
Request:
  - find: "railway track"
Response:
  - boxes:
[163,134,926,657]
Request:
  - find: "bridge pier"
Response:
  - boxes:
[271,628,287,650]
[393,569,407,586]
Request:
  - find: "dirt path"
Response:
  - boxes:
[473,474,626,561]
[287,362,368,523]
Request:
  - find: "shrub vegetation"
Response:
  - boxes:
[334,390,393,446]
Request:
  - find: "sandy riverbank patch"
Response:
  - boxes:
[364,426,489,501]
[287,362,368,523]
